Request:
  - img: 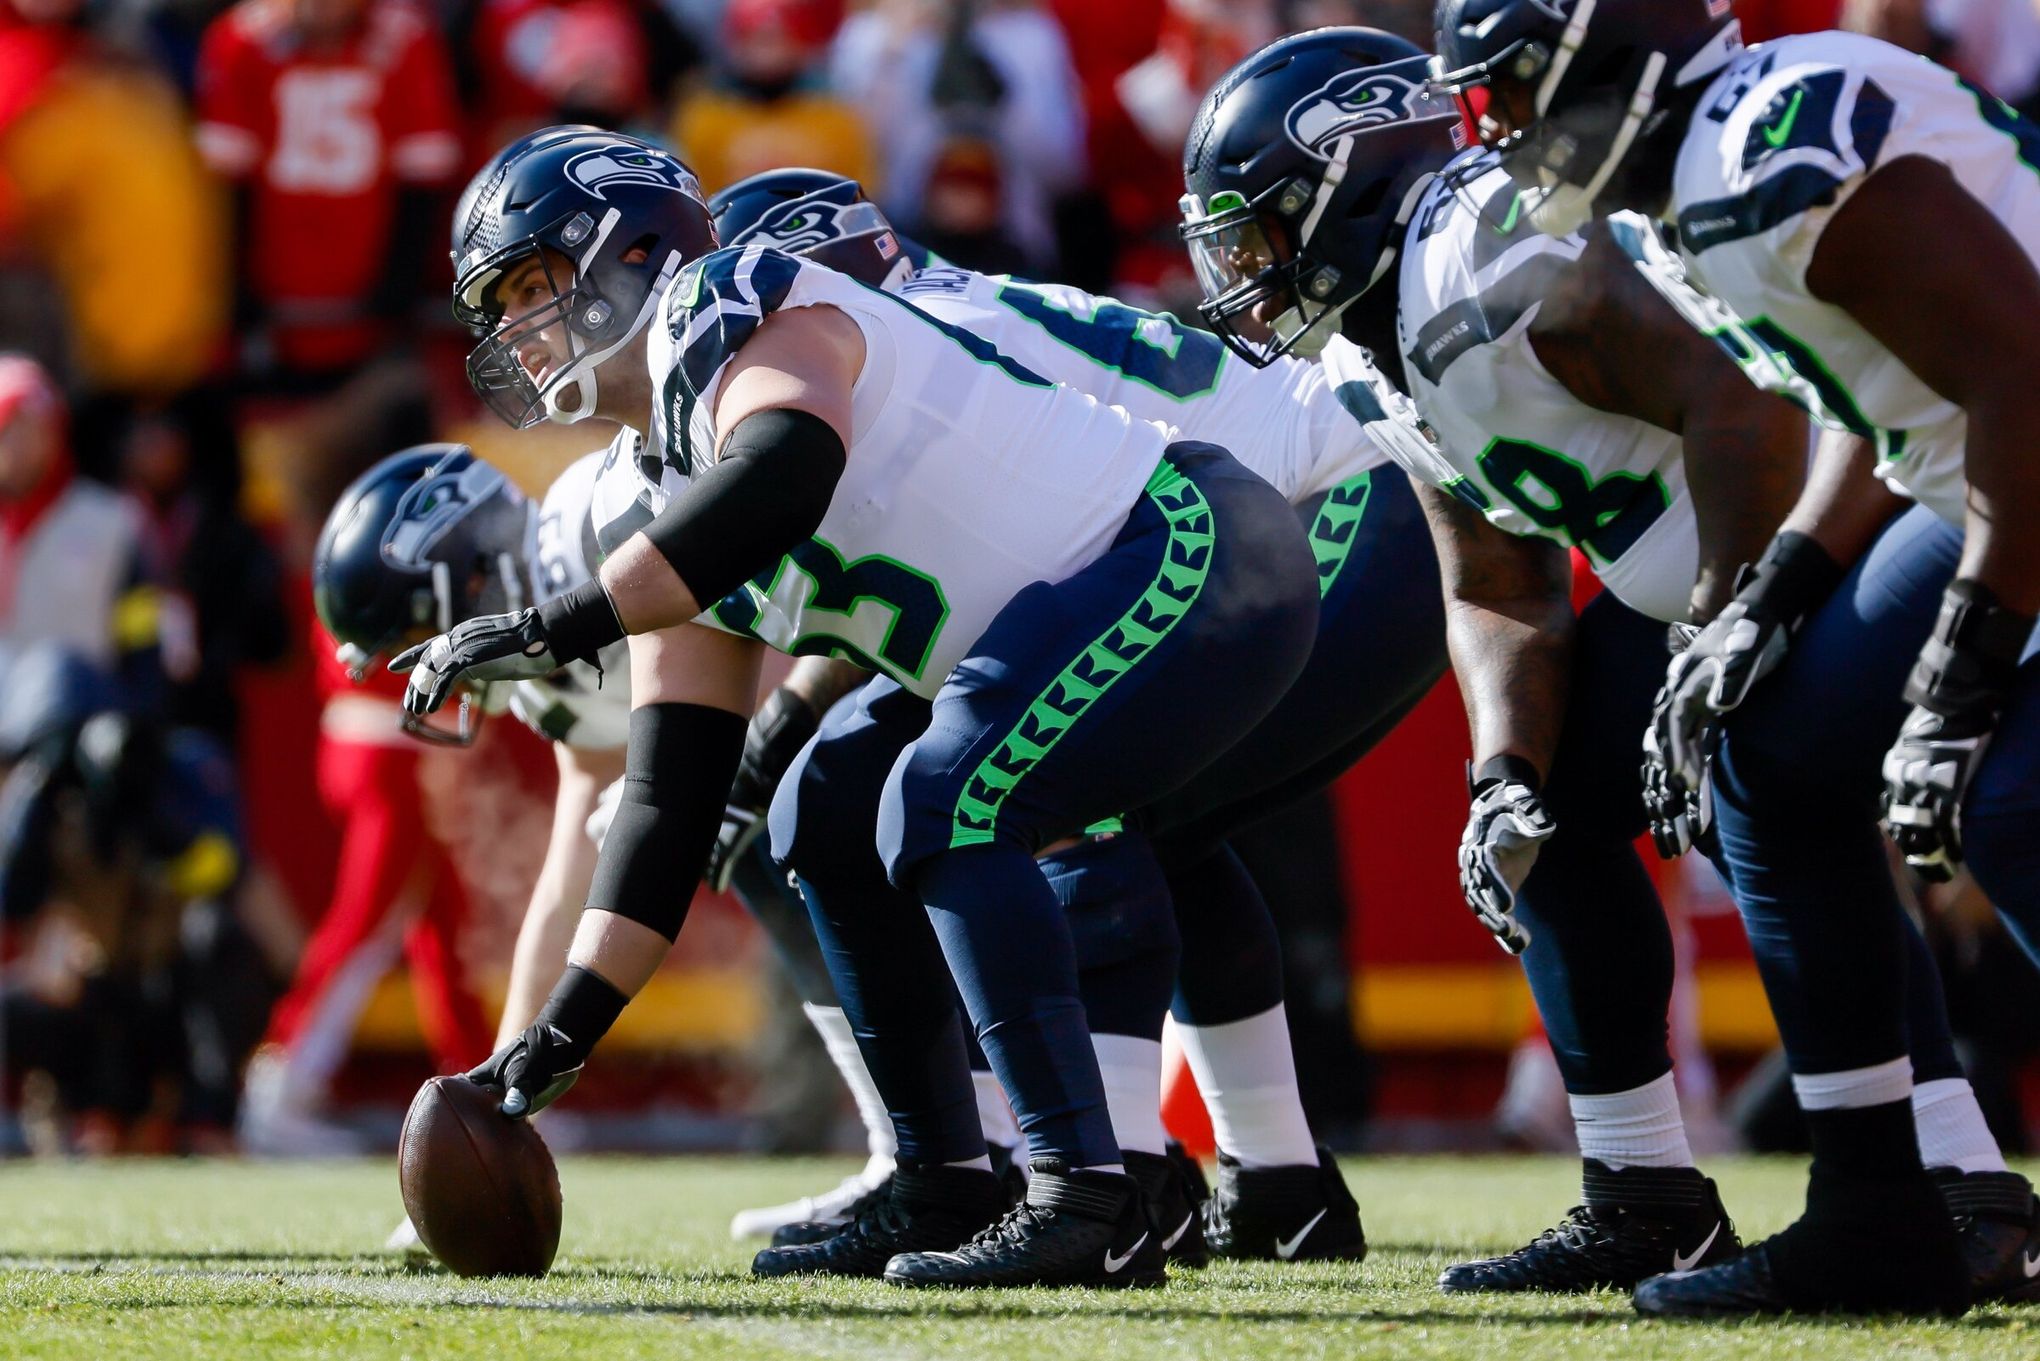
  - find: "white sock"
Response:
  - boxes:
[1569,1072,1694,1170]
[802,1003,897,1164]
[1792,1056,1913,1111]
[1176,1005,1317,1168]
[1913,1076,2008,1174]
[1091,1033,1166,1157]
[973,1069,1022,1153]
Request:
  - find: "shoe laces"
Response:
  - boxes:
[963,1202,1053,1254]
[1528,1205,1615,1256]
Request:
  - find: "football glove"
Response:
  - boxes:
[1881,580,2034,882]
[391,609,560,718]
[466,965,629,1117]
[1642,624,1714,858]
[704,686,820,893]
[1458,757,1553,955]
[1643,533,1841,857]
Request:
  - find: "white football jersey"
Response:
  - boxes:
[591,245,1174,699]
[507,443,633,751]
[1670,30,2040,525]
[1344,154,1698,623]
[893,266,1385,503]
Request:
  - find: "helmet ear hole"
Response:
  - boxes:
[622,233,660,265]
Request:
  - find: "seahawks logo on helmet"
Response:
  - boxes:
[565,148,704,203]
[383,459,508,569]
[747,194,854,254]
[1284,70,1423,160]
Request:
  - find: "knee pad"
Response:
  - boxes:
[1040,832,1180,974]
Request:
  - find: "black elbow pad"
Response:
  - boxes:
[645,407,846,608]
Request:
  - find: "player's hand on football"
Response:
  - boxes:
[1458,760,1552,956]
[390,609,560,718]
[466,1020,590,1119]
[703,686,820,893]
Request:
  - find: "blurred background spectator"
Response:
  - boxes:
[673,0,870,192]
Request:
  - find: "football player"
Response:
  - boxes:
[310,444,1027,1246]
[397,125,1324,1289]
[1436,0,2040,1317]
[1187,23,2032,1301]
[708,165,1443,1262]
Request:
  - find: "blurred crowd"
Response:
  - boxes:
[3,0,2038,1155]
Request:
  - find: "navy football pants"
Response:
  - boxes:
[771,444,1320,1169]
[1713,504,2040,1080]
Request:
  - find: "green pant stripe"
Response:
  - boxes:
[949,459,1217,849]
[1308,471,1373,600]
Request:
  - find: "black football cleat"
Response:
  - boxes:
[1126,1149,1209,1267]
[883,1160,1166,1289]
[1934,1168,2040,1305]
[771,1146,1026,1248]
[751,1163,1006,1279]
[1201,1144,1367,1263]
[1439,1161,1736,1293]
[1635,1168,1969,1317]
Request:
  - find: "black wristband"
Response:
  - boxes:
[1904,578,2036,717]
[537,579,626,668]
[1736,531,1845,626]
[534,963,631,1052]
[1471,754,1542,797]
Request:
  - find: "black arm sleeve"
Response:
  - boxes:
[643,407,845,608]
[584,701,747,941]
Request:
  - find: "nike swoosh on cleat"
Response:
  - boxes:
[1103,1232,1149,1274]
[1671,1222,1723,1273]
[1162,1212,1194,1253]
[2023,1249,2040,1279]
[1274,1209,1329,1261]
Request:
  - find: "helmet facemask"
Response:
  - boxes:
[1179,138,1423,368]
[458,207,683,428]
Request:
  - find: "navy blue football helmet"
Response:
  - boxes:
[1179,27,1463,367]
[454,125,715,428]
[1431,0,1741,235]
[709,169,914,289]
[313,445,534,742]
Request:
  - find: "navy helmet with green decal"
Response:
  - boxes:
[708,168,915,289]
[454,125,716,429]
[1431,0,1741,237]
[1180,27,1463,368]
[313,445,534,742]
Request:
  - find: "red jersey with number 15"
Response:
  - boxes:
[196,0,460,369]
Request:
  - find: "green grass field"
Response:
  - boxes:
[2,1155,2034,1359]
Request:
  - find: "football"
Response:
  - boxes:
[398,1076,563,1277]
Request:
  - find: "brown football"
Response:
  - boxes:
[398,1076,563,1277]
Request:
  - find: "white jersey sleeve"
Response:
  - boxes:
[896,266,1385,502]
[596,245,1175,699]
[1361,156,1698,623]
[1672,31,2040,524]
[507,443,633,750]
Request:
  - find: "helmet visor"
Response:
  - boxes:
[1180,189,1342,368]
[461,244,604,429]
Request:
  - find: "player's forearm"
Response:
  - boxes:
[1682,387,1810,622]
[496,788,607,1044]
[1953,396,2040,616]
[1777,429,1908,571]
[1445,596,1576,781]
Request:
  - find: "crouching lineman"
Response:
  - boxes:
[398,125,1322,1289]
[1437,0,2040,1317]
[1186,22,2034,1302]
[709,163,1450,1263]
[310,443,1029,1245]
